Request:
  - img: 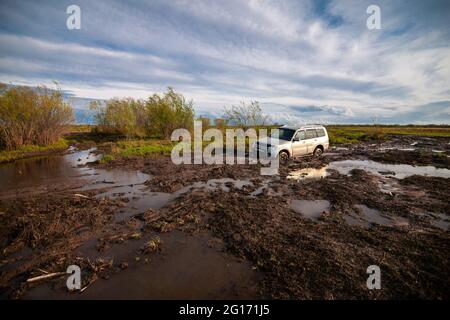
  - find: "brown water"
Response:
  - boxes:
[0,148,148,195]
[23,231,260,299]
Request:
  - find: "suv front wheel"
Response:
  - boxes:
[313,147,323,157]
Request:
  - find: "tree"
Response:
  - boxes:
[223,100,268,128]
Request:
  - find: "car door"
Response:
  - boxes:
[291,130,307,156]
[305,129,318,153]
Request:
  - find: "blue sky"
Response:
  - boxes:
[0,0,449,124]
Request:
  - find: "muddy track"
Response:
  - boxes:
[0,135,449,299]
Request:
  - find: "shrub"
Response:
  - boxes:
[0,84,73,150]
[146,88,194,138]
[91,88,194,139]
[90,98,146,138]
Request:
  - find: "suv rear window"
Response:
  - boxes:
[305,129,317,139]
[316,128,325,137]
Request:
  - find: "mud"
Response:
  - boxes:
[0,134,449,299]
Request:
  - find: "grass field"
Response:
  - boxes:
[326,125,450,144]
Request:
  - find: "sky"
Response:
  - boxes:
[0,0,449,124]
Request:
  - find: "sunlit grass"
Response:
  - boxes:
[109,139,175,158]
[0,139,69,163]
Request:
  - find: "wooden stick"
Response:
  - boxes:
[26,272,65,283]
[74,193,89,199]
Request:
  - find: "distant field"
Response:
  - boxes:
[326,125,450,144]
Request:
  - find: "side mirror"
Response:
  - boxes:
[293,136,299,141]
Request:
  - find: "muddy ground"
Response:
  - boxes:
[0,135,449,299]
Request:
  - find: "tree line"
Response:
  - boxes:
[0,83,270,150]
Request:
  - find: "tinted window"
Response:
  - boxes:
[316,129,325,137]
[306,129,317,139]
[275,128,296,141]
[295,130,306,140]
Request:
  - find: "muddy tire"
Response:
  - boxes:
[278,151,289,163]
[313,147,323,157]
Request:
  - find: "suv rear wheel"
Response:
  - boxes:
[313,147,323,157]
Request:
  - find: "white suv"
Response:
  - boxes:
[255,125,329,162]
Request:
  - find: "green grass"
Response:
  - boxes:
[0,139,69,163]
[109,139,175,157]
[326,125,450,144]
[99,154,116,164]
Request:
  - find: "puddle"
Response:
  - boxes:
[189,178,253,192]
[0,148,165,217]
[379,147,416,152]
[327,160,450,179]
[331,147,349,151]
[430,213,450,231]
[344,204,409,228]
[0,148,147,193]
[23,231,260,299]
[419,212,450,231]
[287,167,329,180]
[290,200,330,221]
[287,159,450,182]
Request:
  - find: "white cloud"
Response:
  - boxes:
[0,0,449,123]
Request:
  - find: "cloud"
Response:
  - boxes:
[0,0,449,123]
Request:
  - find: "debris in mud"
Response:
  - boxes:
[0,191,123,298]
[140,236,162,254]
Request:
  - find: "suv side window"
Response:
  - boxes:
[305,129,317,139]
[294,130,306,141]
[316,128,325,137]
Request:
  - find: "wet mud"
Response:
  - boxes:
[0,134,449,299]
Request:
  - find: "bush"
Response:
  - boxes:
[0,84,73,150]
[90,98,146,138]
[91,88,194,139]
[146,88,194,138]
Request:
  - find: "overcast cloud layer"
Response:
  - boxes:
[1,0,449,124]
